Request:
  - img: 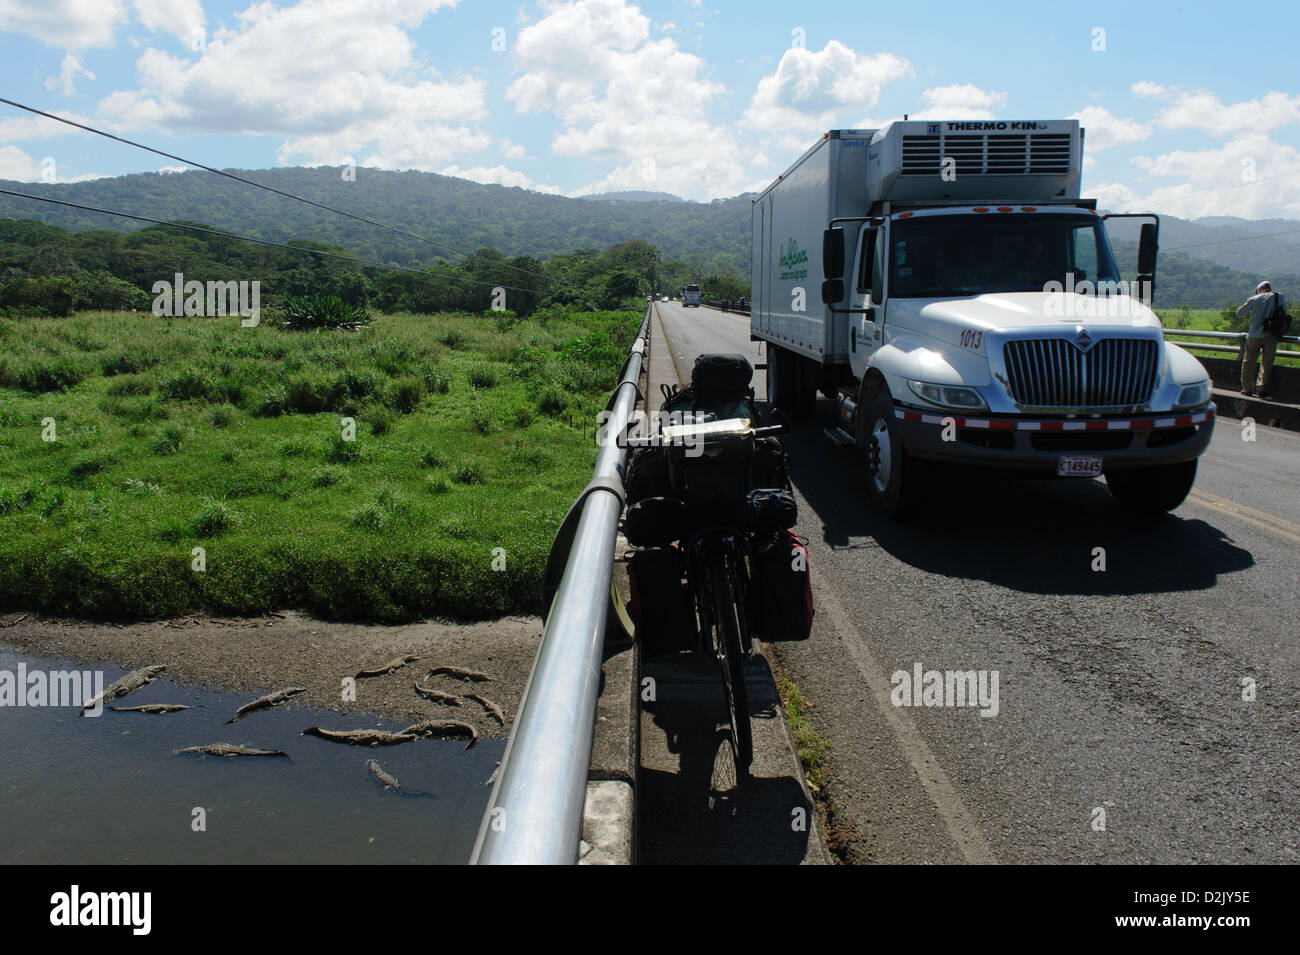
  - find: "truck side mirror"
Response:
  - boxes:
[823,228,845,280]
[822,279,845,304]
[1137,223,1157,277]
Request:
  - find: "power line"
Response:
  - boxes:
[1164,226,1300,254]
[0,188,547,296]
[0,96,558,287]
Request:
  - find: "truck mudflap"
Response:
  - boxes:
[893,404,1215,474]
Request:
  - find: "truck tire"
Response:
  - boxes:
[793,356,817,418]
[766,346,797,414]
[862,391,925,520]
[1105,460,1197,517]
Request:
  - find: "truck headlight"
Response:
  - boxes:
[907,379,988,412]
[1173,380,1211,410]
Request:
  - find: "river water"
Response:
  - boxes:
[0,644,502,863]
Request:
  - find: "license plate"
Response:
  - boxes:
[1057,455,1103,478]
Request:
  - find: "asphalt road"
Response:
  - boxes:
[656,300,1299,864]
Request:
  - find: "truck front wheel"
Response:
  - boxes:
[863,391,925,520]
[1105,460,1197,517]
[766,346,796,414]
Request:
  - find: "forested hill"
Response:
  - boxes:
[2,165,1296,308]
[0,167,753,275]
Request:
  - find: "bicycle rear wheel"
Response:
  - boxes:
[706,556,752,775]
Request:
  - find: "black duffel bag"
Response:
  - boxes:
[732,487,798,530]
[623,496,691,547]
[751,529,814,641]
[628,546,695,652]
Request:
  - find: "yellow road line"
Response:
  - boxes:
[1186,488,1300,544]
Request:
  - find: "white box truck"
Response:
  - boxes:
[682,284,702,307]
[751,120,1215,518]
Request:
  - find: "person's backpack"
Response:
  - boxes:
[751,529,813,641]
[628,546,695,652]
[1265,292,1293,338]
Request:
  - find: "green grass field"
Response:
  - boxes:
[0,306,641,621]
[1156,307,1300,369]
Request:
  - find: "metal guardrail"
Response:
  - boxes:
[703,299,750,314]
[470,307,650,865]
[1164,328,1300,360]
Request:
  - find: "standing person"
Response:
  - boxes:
[1237,280,1285,398]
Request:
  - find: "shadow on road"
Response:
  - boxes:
[638,652,815,864]
[779,399,1255,597]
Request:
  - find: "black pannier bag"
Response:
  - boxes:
[625,443,672,505]
[751,436,791,491]
[628,546,695,652]
[734,488,798,530]
[690,353,754,398]
[623,496,690,547]
[751,529,813,641]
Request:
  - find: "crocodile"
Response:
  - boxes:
[355,655,419,679]
[366,759,435,798]
[81,664,166,716]
[109,704,191,714]
[412,682,463,706]
[229,686,306,723]
[302,727,416,746]
[464,693,506,726]
[423,665,491,683]
[402,719,478,749]
[175,743,288,758]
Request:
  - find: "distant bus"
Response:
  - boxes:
[682,284,702,307]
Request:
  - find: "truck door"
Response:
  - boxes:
[849,222,882,378]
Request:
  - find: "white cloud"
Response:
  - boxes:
[742,40,912,137]
[913,82,1006,120]
[158,165,188,174]
[1155,90,1300,136]
[93,0,484,172]
[0,0,128,49]
[507,0,745,200]
[1093,133,1300,218]
[499,138,527,160]
[44,53,95,96]
[439,163,560,194]
[0,111,94,143]
[0,145,48,180]
[1068,105,1149,151]
[1130,81,1167,98]
[131,0,205,47]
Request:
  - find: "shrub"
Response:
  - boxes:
[253,389,288,418]
[365,404,395,436]
[106,374,153,397]
[418,448,443,468]
[324,433,362,463]
[390,375,424,414]
[537,386,567,417]
[468,367,497,389]
[469,406,492,435]
[279,293,372,331]
[439,329,466,349]
[159,367,213,401]
[194,497,240,536]
[152,422,188,455]
[69,454,112,481]
[454,459,484,485]
[210,404,236,428]
[310,468,341,488]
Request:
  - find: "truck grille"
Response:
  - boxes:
[900,133,1074,177]
[1002,338,1159,408]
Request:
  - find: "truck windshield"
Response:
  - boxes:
[888,214,1121,298]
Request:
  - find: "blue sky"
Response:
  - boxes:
[2,0,1298,218]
